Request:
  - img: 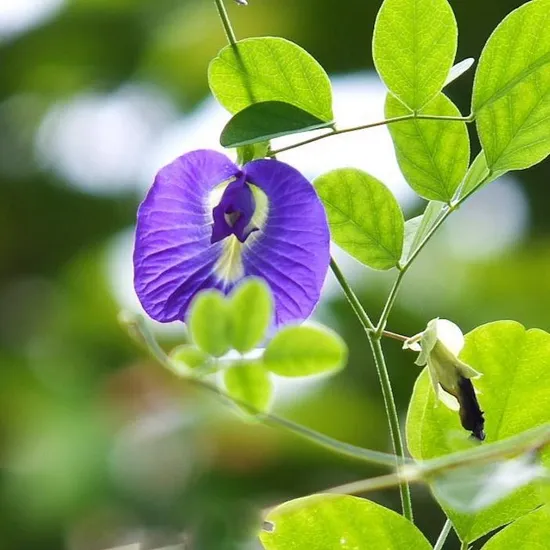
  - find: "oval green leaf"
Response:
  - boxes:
[458,151,507,200]
[386,93,470,202]
[224,362,273,414]
[220,101,333,148]
[373,0,458,111]
[208,37,333,121]
[188,290,230,357]
[315,169,404,270]
[481,506,550,550]
[264,325,347,377]
[472,0,550,172]
[228,278,273,353]
[406,321,550,543]
[260,494,431,550]
[170,344,210,371]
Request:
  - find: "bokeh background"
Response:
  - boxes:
[0,0,547,548]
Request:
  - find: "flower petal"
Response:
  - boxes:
[133,150,239,322]
[434,319,464,356]
[242,159,330,324]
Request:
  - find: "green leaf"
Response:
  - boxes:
[406,321,550,543]
[481,506,550,550]
[401,201,444,264]
[457,151,507,200]
[264,325,347,377]
[188,290,230,357]
[373,0,458,111]
[224,362,273,413]
[385,93,470,202]
[220,101,333,148]
[260,494,431,550]
[431,454,546,513]
[208,37,333,121]
[237,142,269,165]
[169,344,210,371]
[228,278,272,353]
[472,0,550,172]
[314,169,404,270]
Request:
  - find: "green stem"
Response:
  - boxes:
[460,542,469,550]
[268,114,473,157]
[369,335,413,521]
[121,313,402,468]
[434,519,453,550]
[329,258,375,330]
[329,259,413,522]
[213,0,237,45]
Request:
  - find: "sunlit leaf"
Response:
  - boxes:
[481,505,550,550]
[431,453,546,512]
[264,325,347,377]
[220,101,333,147]
[188,290,230,357]
[260,494,431,550]
[457,151,506,200]
[209,37,333,121]
[472,0,550,172]
[386,93,470,202]
[373,0,458,110]
[228,278,272,353]
[237,141,269,164]
[406,321,550,543]
[224,362,273,413]
[170,344,210,371]
[315,169,404,270]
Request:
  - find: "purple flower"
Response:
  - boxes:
[133,150,330,325]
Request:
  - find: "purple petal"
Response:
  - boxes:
[133,150,239,322]
[243,159,330,325]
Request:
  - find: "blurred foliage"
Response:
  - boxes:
[0,0,548,549]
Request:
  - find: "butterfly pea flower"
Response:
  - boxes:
[404,318,485,441]
[133,149,330,326]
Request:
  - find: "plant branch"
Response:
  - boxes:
[329,259,412,521]
[120,312,402,468]
[268,114,473,157]
[213,0,237,46]
[434,519,453,550]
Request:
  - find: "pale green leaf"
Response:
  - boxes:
[260,494,431,550]
[457,151,506,200]
[169,344,210,371]
[386,93,470,202]
[237,142,269,165]
[406,321,550,543]
[481,506,550,550]
[373,0,458,111]
[264,325,347,377]
[224,362,273,413]
[220,101,333,147]
[401,200,444,264]
[188,290,230,357]
[472,0,550,172]
[228,278,272,353]
[432,454,546,513]
[314,169,404,270]
[208,37,333,121]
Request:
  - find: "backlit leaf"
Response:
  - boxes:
[315,169,404,270]
[406,321,550,543]
[373,0,458,110]
[386,93,470,202]
[209,37,333,121]
[224,362,273,413]
[260,494,431,550]
[472,0,550,172]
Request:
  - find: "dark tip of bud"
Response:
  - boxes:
[457,377,485,441]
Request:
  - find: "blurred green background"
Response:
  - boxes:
[0,0,547,548]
